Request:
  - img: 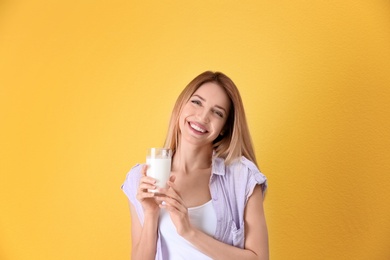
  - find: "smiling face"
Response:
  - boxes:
[178,82,231,148]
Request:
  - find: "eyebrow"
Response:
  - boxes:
[192,94,227,113]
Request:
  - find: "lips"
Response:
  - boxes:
[189,122,207,134]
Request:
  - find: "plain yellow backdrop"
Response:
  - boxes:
[1,1,389,259]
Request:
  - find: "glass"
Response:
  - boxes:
[146,148,172,192]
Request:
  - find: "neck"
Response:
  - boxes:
[173,142,213,173]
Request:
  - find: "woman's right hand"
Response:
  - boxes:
[136,165,160,215]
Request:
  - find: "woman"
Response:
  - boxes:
[122,71,269,259]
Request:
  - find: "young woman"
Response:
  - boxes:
[122,71,269,259]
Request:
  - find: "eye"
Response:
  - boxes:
[191,99,202,106]
[213,109,224,118]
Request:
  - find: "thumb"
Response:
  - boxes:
[169,174,176,183]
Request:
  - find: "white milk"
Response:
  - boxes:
[146,157,171,191]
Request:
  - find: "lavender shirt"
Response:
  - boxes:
[121,156,267,259]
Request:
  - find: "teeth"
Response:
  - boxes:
[190,123,206,133]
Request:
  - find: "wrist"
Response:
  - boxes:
[143,211,159,222]
[181,226,197,241]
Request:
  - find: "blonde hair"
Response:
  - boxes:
[164,71,258,166]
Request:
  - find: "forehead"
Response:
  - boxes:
[192,82,231,109]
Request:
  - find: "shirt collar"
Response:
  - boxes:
[212,156,226,176]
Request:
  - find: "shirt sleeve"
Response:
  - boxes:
[121,164,145,223]
[241,157,268,201]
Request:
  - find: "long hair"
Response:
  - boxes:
[164,71,258,166]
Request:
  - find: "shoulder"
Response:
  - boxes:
[121,164,144,202]
[240,157,267,193]
[217,156,268,194]
[225,156,264,176]
[239,156,260,173]
[121,164,146,224]
[125,163,143,182]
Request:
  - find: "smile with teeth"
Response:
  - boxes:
[189,122,207,133]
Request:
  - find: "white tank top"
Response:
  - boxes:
[159,200,217,259]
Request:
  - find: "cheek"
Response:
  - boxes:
[216,119,227,131]
[180,105,193,121]
[178,109,190,129]
[179,110,188,122]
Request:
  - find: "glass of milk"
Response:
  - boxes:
[146,148,172,192]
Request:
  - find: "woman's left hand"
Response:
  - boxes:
[155,176,193,237]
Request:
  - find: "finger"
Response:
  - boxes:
[136,190,155,201]
[154,181,185,207]
[138,182,157,191]
[165,181,186,205]
[167,179,177,189]
[157,196,187,213]
[154,187,169,196]
[141,164,148,176]
[155,191,187,212]
[140,175,157,185]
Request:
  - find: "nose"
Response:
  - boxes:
[197,108,210,123]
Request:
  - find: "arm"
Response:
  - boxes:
[185,185,268,260]
[243,184,269,259]
[159,182,269,260]
[129,202,159,260]
[128,165,161,260]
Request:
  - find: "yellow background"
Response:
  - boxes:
[1,1,389,259]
